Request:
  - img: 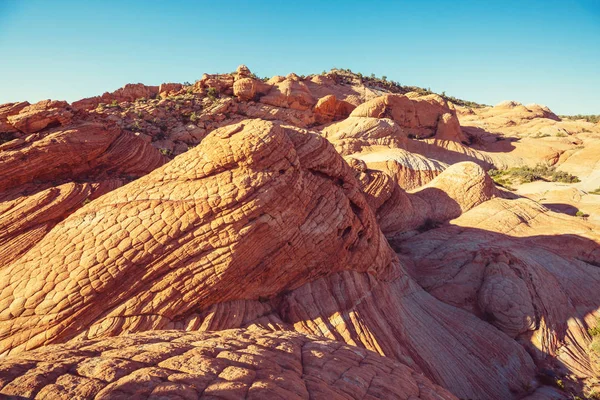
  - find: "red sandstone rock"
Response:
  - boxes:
[1,66,599,400]
[7,100,73,133]
[313,94,355,124]
[195,72,235,95]
[0,119,541,400]
[260,74,316,111]
[356,161,498,236]
[0,122,166,191]
[350,94,467,142]
[0,101,29,133]
[158,82,183,97]
[0,329,457,400]
[72,83,159,111]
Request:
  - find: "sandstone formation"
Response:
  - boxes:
[349,94,467,142]
[0,329,457,400]
[7,100,73,134]
[1,65,599,400]
[72,84,160,111]
[355,161,499,236]
[396,198,600,382]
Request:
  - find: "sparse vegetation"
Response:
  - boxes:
[206,87,219,101]
[556,132,568,137]
[559,114,600,124]
[127,120,142,131]
[532,132,550,138]
[189,112,199,122]
[590,187,600,195]
[158,148,172,157]
[105,100,120,109]
[488,164,580,189]
[327,68,489,108]
[0,132,15,145]
[589,319,600,337]
[551,170,580,183]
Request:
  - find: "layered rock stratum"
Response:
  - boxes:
[0,66,599,400]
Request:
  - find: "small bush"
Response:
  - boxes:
[532,132,550,138]
[555,132,568,138]
[105,100,120,109]
[590,187,600,195]
[589,320,600,337]
[159,148,172,157]
[206,87,219,101]
[189,112,199,122]
[551,170,580,183]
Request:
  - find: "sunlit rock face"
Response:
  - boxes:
[1,65,600,400]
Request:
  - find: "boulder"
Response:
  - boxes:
[313,94,356,124]
[7,100,72,133]
[0,101,29,133]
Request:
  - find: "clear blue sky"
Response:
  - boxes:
[1,0,599,114]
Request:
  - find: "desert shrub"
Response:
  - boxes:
[555,379,565,390]
[590,187,600,195]
[206,87,219,101]
[589,320,600,337]
[532,132,550,138]
[551,170,580,183]
[575,211,590,219]
[555,132,568,137]
[158,148,172,157]
[487,169,511,188]
[510,165,550,183]
[127,120,142,131]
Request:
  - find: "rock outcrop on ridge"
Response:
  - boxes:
[1,65,599,399]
